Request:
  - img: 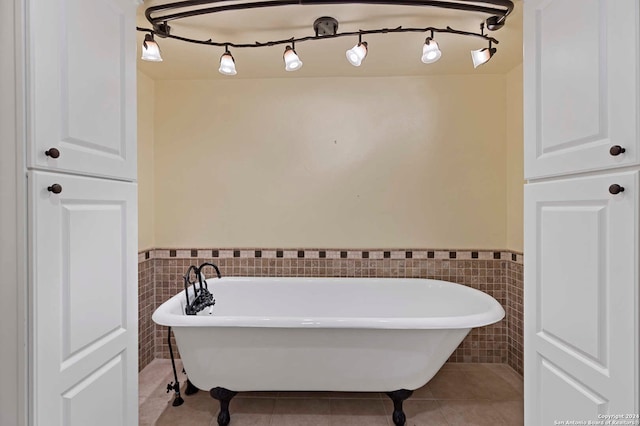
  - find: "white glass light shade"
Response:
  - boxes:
[283,46,303,71]
[421,39,441,64]
[219,52,237,75]
[141,34,162,62]
[346,41,368,66]
[471,47,496,68]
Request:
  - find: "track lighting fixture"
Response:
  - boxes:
[470,22,496,68]
[218,47,237,75]
[421,33,442,64]
[283,44,303,71]
[346,34,368,67]
[141,33,162,62]
[471,41,497,68]
[138,1,513,74]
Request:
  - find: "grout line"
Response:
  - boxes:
[380,395,392,426]
[268,396,277,425]
[434,399,453,425]
[267,407,274,426]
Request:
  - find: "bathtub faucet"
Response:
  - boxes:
[184,262,221,315]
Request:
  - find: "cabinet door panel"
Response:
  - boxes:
[524,171,638,424]
[30,171,137,426]
[524,0,639,179]
[28,0,136,180]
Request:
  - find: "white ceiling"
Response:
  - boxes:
[136,0,522,80]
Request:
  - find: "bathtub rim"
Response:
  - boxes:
[152,277,505,330]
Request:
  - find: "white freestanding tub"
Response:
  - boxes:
[152,276,505,425]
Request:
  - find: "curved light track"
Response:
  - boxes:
[138,0,514,49]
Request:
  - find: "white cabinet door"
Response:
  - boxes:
[524,0,639,179]
[27,0,137,181]
[29,171,138,426]
[524,171,638,424]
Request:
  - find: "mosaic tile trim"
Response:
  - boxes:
[141,248,524,264]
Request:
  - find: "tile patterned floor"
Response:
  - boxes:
[139,360,523,426]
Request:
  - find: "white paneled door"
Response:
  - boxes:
[28,0,137,180]
[30,171,138,425]
[524,0,640,180]
[524,172,639,422]
[524,0,640,423]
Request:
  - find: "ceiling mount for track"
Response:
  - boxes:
[314,16,339,37]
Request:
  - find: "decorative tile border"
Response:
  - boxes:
[137,248,524,375]
[140,248,523,264]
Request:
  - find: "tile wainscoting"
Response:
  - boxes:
[138,257,155,371]
[138,249,524,376]
[506,260,524,375]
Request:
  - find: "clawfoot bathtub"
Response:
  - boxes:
[153,277,505,425]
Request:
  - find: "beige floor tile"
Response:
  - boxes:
[140,359,188,403]
[139,396,173,426]
[139,359,173,399]
[329,399,389,426]
[492,400,524,425]
[270,398,331,426]
[428,369,478,399]
[154,391,217,426]
[410,383,436,399]
[332,392,382,400]
[440,362,484,371]
[466,368,521,400]
[438,399,508,426]
[277,391,336,399]
[429,365,521,400]
[138,362,524,426]
[277,391,381,399]
[139,364,181,423]
[226,398,276,426]
[237,391,280,398]
[483,364,524,395]
[382,399,449,426]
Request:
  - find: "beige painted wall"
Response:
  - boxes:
[138,71,155,251]
[153,75,508,249]
[506,64,524,252]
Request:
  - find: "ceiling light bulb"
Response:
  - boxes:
[421,38,441,64]
[346,41,368,67]
[471,47,496,68]
[141,34,162,62]
[283,46,303,71]
[219,51,237,75]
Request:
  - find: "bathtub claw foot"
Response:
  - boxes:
[210,387,238,426]
[185,379,199,395]
[385,389,413,426]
